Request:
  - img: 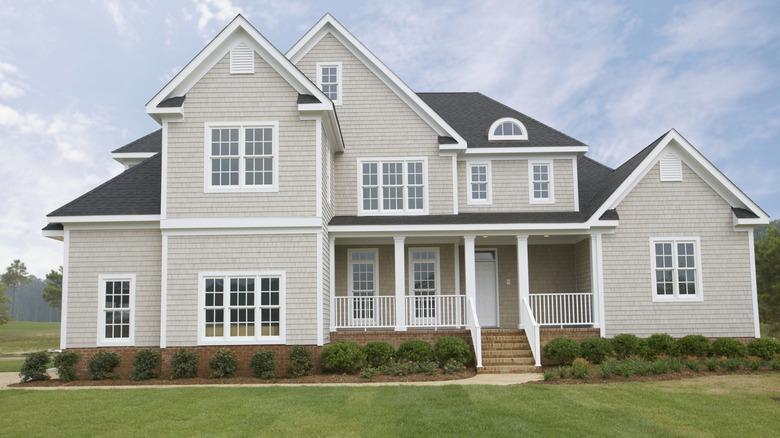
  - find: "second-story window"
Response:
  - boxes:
[205,122,278,192]
[359,158,427,214]
[529,160,553,204]
[467,162,491,205]
[317,62,342,105]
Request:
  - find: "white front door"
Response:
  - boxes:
[475,250,498,327]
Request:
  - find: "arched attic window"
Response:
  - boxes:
[488,117,528,141]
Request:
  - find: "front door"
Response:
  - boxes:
[475,250,498,327]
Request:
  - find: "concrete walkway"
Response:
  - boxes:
[1,371,541,390]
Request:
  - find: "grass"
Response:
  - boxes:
[1,375,779,436]
[0,321,60,354]
[0,359,25,372]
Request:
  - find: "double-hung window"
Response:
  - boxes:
[359,158,427,214]
[467,162,491,205]
[529,160,553,204]
[205,122,278,192]
[317,62,341,105]
[199,272,285,344]
[348,249,378,322]
[650,238,702,301]
[409,248,440,321]
[98,275,135,346]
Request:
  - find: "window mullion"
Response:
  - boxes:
[402,160,408,213]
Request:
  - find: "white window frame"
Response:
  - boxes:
[347,248,379,325]
[466,161,492,205]
[650,237,703,302]
[97,274,136,347]
[529,160,554,204]
[197,271,286,345]
[316,62,342,105]
[408,247,441,324]
[488,117,528,141]
[357,157,429,215]
[203,122,279,193]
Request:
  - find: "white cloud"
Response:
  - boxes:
[0,61,26,99]
[191,0,243,37]
[103,0,146,45]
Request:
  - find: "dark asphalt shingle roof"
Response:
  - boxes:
[297,94,321,104]
[158,96,185,108]
[417,92,586,148]
[48,154,161,217]
[112,130,162,154]
[732,207,759,219]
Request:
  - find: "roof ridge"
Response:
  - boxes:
[112,129,162,153]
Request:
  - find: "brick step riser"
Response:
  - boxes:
[483,358,536,365]
[481,335,528,341]
[482,343,530,350]
[482,351,534,358]
[479,366,541,374]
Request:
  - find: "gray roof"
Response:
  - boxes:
[417,92,586,148]
[48,154,161,217]
[732,207,759,219]
[158,96,185,108]
[297,94,321,104]
[112,130,162,154]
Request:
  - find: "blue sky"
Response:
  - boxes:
[1,0,779,277]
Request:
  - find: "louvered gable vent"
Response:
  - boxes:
[230,42,254,74]
[659,150,682,181]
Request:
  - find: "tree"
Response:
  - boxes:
[755,226,780,335]
[42,267,63,309]
[1,259,30,320]
[0,282,9,325]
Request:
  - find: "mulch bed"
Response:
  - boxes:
[530,367,779,385]
[9,370,477,387]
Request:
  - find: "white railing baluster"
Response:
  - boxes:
[527,293,594,326]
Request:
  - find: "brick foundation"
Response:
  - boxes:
[539,327,600,365]
[330,329,473,349]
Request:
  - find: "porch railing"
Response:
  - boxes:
[529,292,593,326]
[333,296,395,329]
[466,295,482,368]
[333,295,467,329]
[520,296,541,367]
[405,295,465,328]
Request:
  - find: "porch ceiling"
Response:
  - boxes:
[333,234,589,246]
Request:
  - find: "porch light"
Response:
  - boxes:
[482,235,488,238]
[543,235,549,238]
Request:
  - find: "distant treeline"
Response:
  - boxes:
[13,276,60,322]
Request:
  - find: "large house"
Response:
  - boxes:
[44,14,769,373]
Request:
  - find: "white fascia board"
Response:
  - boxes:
[298,105,345,152]
[161,217,322,230]
[42,229,64,241]
[329,222,591,235]
[286,14,467,149]
[111,152,156,160]
[733,215,769,228]
[46,215,161,223]
[439,143,467,151]
[463,146,589,155]
[298,103,332,112]
[146,15,330,116]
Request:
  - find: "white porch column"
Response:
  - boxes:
[464,235,476,326]
[590,232,606,337]
[516,234,530,327]
[329,237,336,333]
[394,236,407,331]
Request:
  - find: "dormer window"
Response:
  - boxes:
[317,62,342,105]
[488,117,528,141]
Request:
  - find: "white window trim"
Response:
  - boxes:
[203,121,280,193]
[316,62,342,106]
[529,160,554,204]
[488,117,528,141]
[466,161,492,205]
[197,271,286,345]
[347,248,380,325]
[97,274,136,347]
[649,237,703,302]
[407,247,441,296]
[357,157,429,216]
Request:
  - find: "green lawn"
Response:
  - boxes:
[1,375,778,437]
[0,321,60,354]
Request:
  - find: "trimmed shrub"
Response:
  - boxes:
[610,334,645,359]
[130,349,161,381]
[646,334,679,358]
[20,351,50,382]
[744,356,762,371]
[677,335,712,357]
[208,349,238,378]
[397,340,434,363]
[542,337,580,366]
[364,341,396,368]
[286,346,314,378]
[683,356,700,372]
[321,342,366,374]
[53,351,80,383]
[434,337,472,364]
[651,358,670,375]
[570,358,591,379]
[746,337,780,360]
[87,351,121,380]
[170,348,199,379]
[712,338,747,358]
[579,337,613,364]
[248,349,276,379]
[704,357,720,371]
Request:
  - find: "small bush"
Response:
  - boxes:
[646,334,679,358]
[360,367,378,379]
[744,356,762,371]
[170,348,199,379]
[87,352,121,380]
[53,351,80,383]
[434,337,472,364]
[746,337,780,360]
[612,360,632,378]
[769,355,780,370]
[130,349,161,381]
[397,340,434,363]
[683,356,700,372]
[598,361,613,379]
[721,357,742,371]
[208,349,238,378]
[440,359,467,374]
[248,349,276,379]
[20,351,50,382]
[321,342,366,374]
[364,341,396,368]
[651,359,670,375]
[579,337,613,364]
[570,358,591,379]
[542,337,580,366]
[286,346,314,378]
[677,335,712,357]
[712,338,747,358]
[611,334,645,360]
[557,367,569,379]
[704,357,720,371]
[543,369,554,381]
[631,358,652,376]
[668,357,682,372]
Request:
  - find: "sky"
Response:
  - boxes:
[1,0,779,278]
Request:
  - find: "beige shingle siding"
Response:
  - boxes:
[166,234,318,346]
[529,245,577,293]
[458,159,576,213]
[574,239,591,293]
[166,52,317,219]
[295,33,452,216]
[602,161,755,338]
[66,229,162,348]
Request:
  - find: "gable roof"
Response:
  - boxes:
[417,92,586,149]
[286,13,467,151]
[112,129,162,154]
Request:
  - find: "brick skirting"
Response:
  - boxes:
[330,329,473,349]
